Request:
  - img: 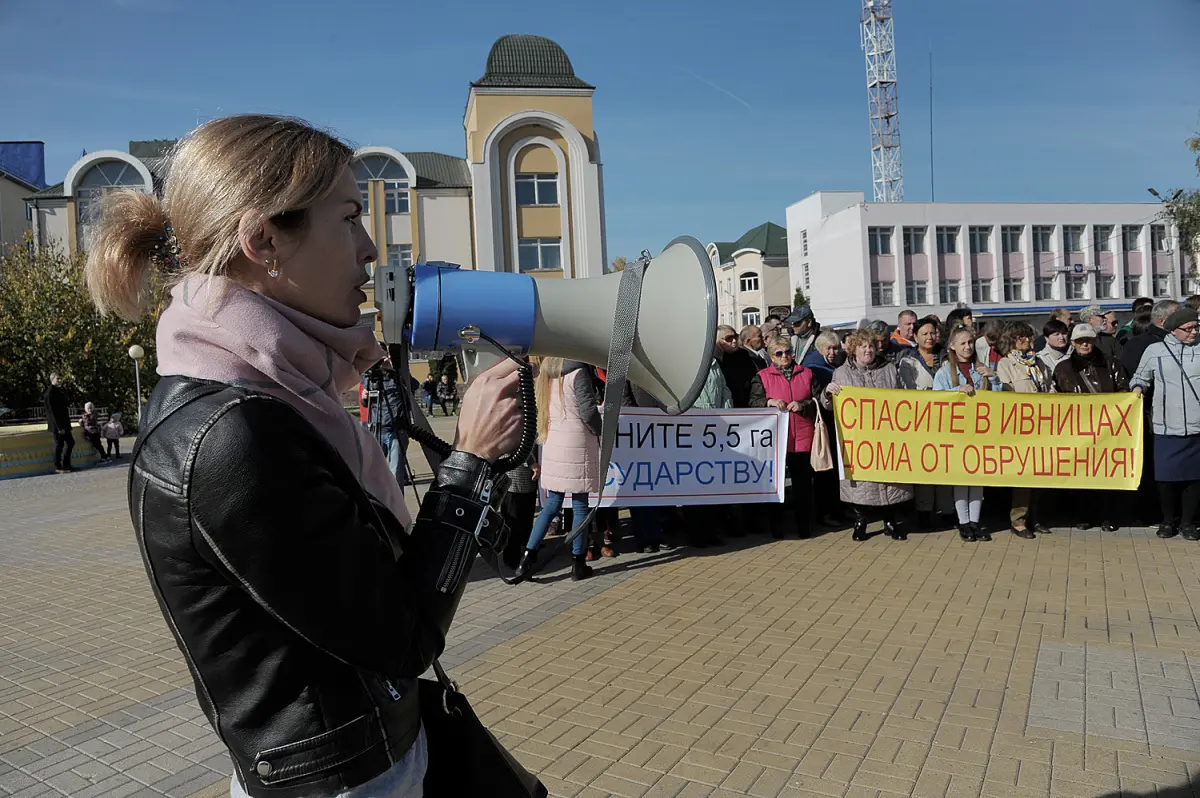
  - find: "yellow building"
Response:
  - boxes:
[26,34,609,343]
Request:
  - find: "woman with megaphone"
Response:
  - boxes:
[83,114,528,798]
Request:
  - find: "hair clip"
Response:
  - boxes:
[151,223,184,269]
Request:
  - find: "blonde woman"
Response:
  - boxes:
[933,325,1001,542]
[513,357,602,582]
[84,115,523,798]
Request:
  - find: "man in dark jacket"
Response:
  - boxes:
[1122,300,1177,377]
[1117,297,1154,344]
[716,325,760,408]
[1121,299,1178,523]
[1079,304,1122,362]
[44,373,75,473]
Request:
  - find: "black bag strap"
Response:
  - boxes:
[1163,340,1200,405]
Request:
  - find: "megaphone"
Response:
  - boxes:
[374,236,717,414]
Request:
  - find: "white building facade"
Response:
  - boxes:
[706,222,793,330]
[786,191,1193,328]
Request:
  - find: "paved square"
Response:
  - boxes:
[3,431,1200,797]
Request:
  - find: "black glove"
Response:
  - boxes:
[797,398,817,419]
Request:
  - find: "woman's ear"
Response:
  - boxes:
[237,210,277,269]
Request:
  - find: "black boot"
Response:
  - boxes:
[513,549,538,581]
[916,511,933,532]
[851,520,869,542]
[885,520,907,541]
[958,523,976,542]
[972,522,991,542]
[571,554,593,581]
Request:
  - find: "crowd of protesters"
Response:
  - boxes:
[503,293,1200,580]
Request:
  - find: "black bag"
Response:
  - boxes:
[420,660,547,797]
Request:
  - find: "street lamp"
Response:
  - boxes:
[128,344,145,426]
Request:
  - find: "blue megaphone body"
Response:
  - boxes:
[373,238,718,415]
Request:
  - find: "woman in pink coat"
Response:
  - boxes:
[515,358,602,581]
[748,334,818,538]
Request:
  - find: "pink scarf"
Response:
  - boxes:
[155,276,411,529]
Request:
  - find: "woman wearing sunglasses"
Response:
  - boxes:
[749,335,818,538]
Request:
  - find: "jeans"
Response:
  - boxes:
[377,429,403,487]
[526,491,591,556]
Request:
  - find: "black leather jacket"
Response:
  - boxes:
[131,376,506,797]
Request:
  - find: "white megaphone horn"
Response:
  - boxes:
[375,236,717,414]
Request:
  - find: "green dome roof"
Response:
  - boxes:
[473,34,593,90]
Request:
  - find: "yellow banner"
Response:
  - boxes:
[832,387,1143,490]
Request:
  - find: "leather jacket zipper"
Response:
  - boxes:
[436,531,472,594]
[380,676,402,701]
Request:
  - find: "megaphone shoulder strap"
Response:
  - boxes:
[559,257,646,550]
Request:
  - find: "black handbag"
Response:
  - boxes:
[420,660,547,797]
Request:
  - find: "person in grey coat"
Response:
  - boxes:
[821,328,915,542]
[1131,307,1200,540]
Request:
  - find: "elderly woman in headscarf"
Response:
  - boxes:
[821,328,914,541]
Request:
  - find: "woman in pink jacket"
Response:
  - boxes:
[515,358,602,582]
[748,334,818,538]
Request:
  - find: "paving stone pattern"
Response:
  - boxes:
[4,436,1200,796]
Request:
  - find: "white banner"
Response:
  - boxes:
[589,408,789,507]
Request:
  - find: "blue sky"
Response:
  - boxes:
[2,0,1197,262]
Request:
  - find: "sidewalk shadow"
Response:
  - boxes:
[1096,783,1196,797]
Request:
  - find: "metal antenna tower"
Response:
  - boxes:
[861,0,904,202]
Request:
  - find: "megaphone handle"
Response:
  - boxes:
[493,364,536,474]
[460,337,538,475]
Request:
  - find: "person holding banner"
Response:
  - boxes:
[898,315,955,530]
[1052,323,1128,532]
[995,321,1054,539]
[933,325,1001,541]
[1131,307,1200,541]
[823,328,914,541]
[749,335,817,539]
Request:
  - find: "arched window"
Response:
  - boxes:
[76,161,145,230]
[742,307,761,327]
[353,155,409,215]
[739,272,759,293]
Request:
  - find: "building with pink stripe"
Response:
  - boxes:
[787,191,1194,328]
